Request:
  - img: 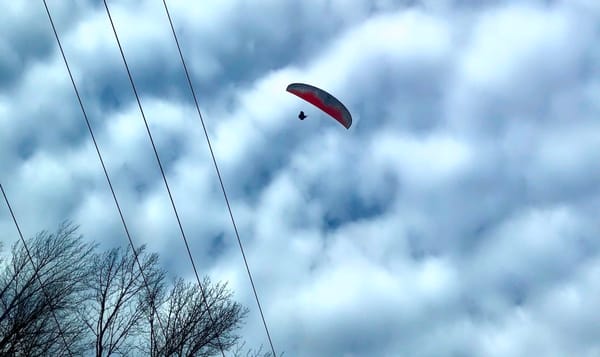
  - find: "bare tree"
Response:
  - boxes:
[0,223,281,356]
[78,244,164,357]
[231,341,283,357]
[0,222,94,356]
[145,277,247,356]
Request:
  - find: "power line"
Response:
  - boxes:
[160,2,277,356]
[42,0,167,341]
[101,1,226,356]
[0,184,74,357]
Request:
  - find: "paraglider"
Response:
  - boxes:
[286,83,352,129]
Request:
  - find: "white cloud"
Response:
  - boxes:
[1,0,599,356]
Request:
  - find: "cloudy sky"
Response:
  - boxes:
[2,0,600,355]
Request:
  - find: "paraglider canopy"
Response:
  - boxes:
[286,83,352,129]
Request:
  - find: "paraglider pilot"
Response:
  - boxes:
[298,111,307,120]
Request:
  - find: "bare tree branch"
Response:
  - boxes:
[0,223,280,356]
[78,244,164,357]
[0,221,94,356]
[143,277,248,357]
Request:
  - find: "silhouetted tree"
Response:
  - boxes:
[77,245,164,357]
[0,223,282,356]
[231,341,283,357]
[145,277,246,356]
[0,222,94,356]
